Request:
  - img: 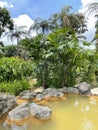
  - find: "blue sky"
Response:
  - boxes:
[3,0,82,19]
[0,0,97,47]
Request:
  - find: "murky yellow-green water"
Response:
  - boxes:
[1,94,98,130]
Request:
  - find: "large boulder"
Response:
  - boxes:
[7,102,30,121]
[78,82,91,95]
[7,102,52,122]
[91,87,98,96]
[0,94,17,117]
[30,103,52,120]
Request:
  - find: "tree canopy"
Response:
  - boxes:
[0,7,13,37]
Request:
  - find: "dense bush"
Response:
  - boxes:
[0,78,30,95]
[0,57,34,82]
[3,45,17,57]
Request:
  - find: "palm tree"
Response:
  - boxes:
[92,16,98,51]
[28,17,42,35]
[49,13,60,29]
[68,13,87,34]
[85,2,98,50]
[58,6,72,27]
[85,2,98,16]
[49,6,72,28]
[29,17,54,35]
[48,6,87,34]
[7,25,27,45]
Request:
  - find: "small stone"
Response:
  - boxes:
[68,87,79,94]
[36,94,44,101]
[34,87,44,93]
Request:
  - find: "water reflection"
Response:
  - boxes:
[90,98,96,105]
[74,99,79,107]
[81,105,90,112]
[79,118,95,130]
[73,98,90,112]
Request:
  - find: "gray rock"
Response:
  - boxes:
[0,95,6,101]
[44,88,56,93]
[0,94,17,117]
[58,87,68,93]
[62,87,68,93]
[20,93,31,100]
[44,93,54,99]
[57,88,63,93]
[30,103,52,120]
[91,87,98,96]
[43,88,64,98]
[78,82,91,95]
[20,91,36,100]
[43,88,56,98]
[20,90,30,96]
[0,101,5,112]
[7,95,16,100]
[36,94,44,101]
[29,92,37,99]
[7,99,17,110]
[68,87,79,94]
[8,102,30,121]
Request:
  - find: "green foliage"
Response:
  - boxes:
[0,78,29,95]
[21,28,86,88]
[3,45,18,57]
[45,28,84,87]
[18,26,98,88]
[80,50,98,86]
[0,57,34,82]
[0,7,13,37]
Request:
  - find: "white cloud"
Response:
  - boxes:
[1,14,36,45]
[79,0,98,15]
[81,0,97,5]
[0,1,14,8]
[79,0,97,47]
[13,14,34,29]
[13,14,36,37]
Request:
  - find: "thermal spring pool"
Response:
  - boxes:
[0,94,98,130]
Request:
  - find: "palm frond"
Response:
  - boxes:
[85,2,98,16]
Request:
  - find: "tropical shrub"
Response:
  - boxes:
[24,28,87,88]
[0,57,34,82]
[3,45,18,57]
[0,78,29,95]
